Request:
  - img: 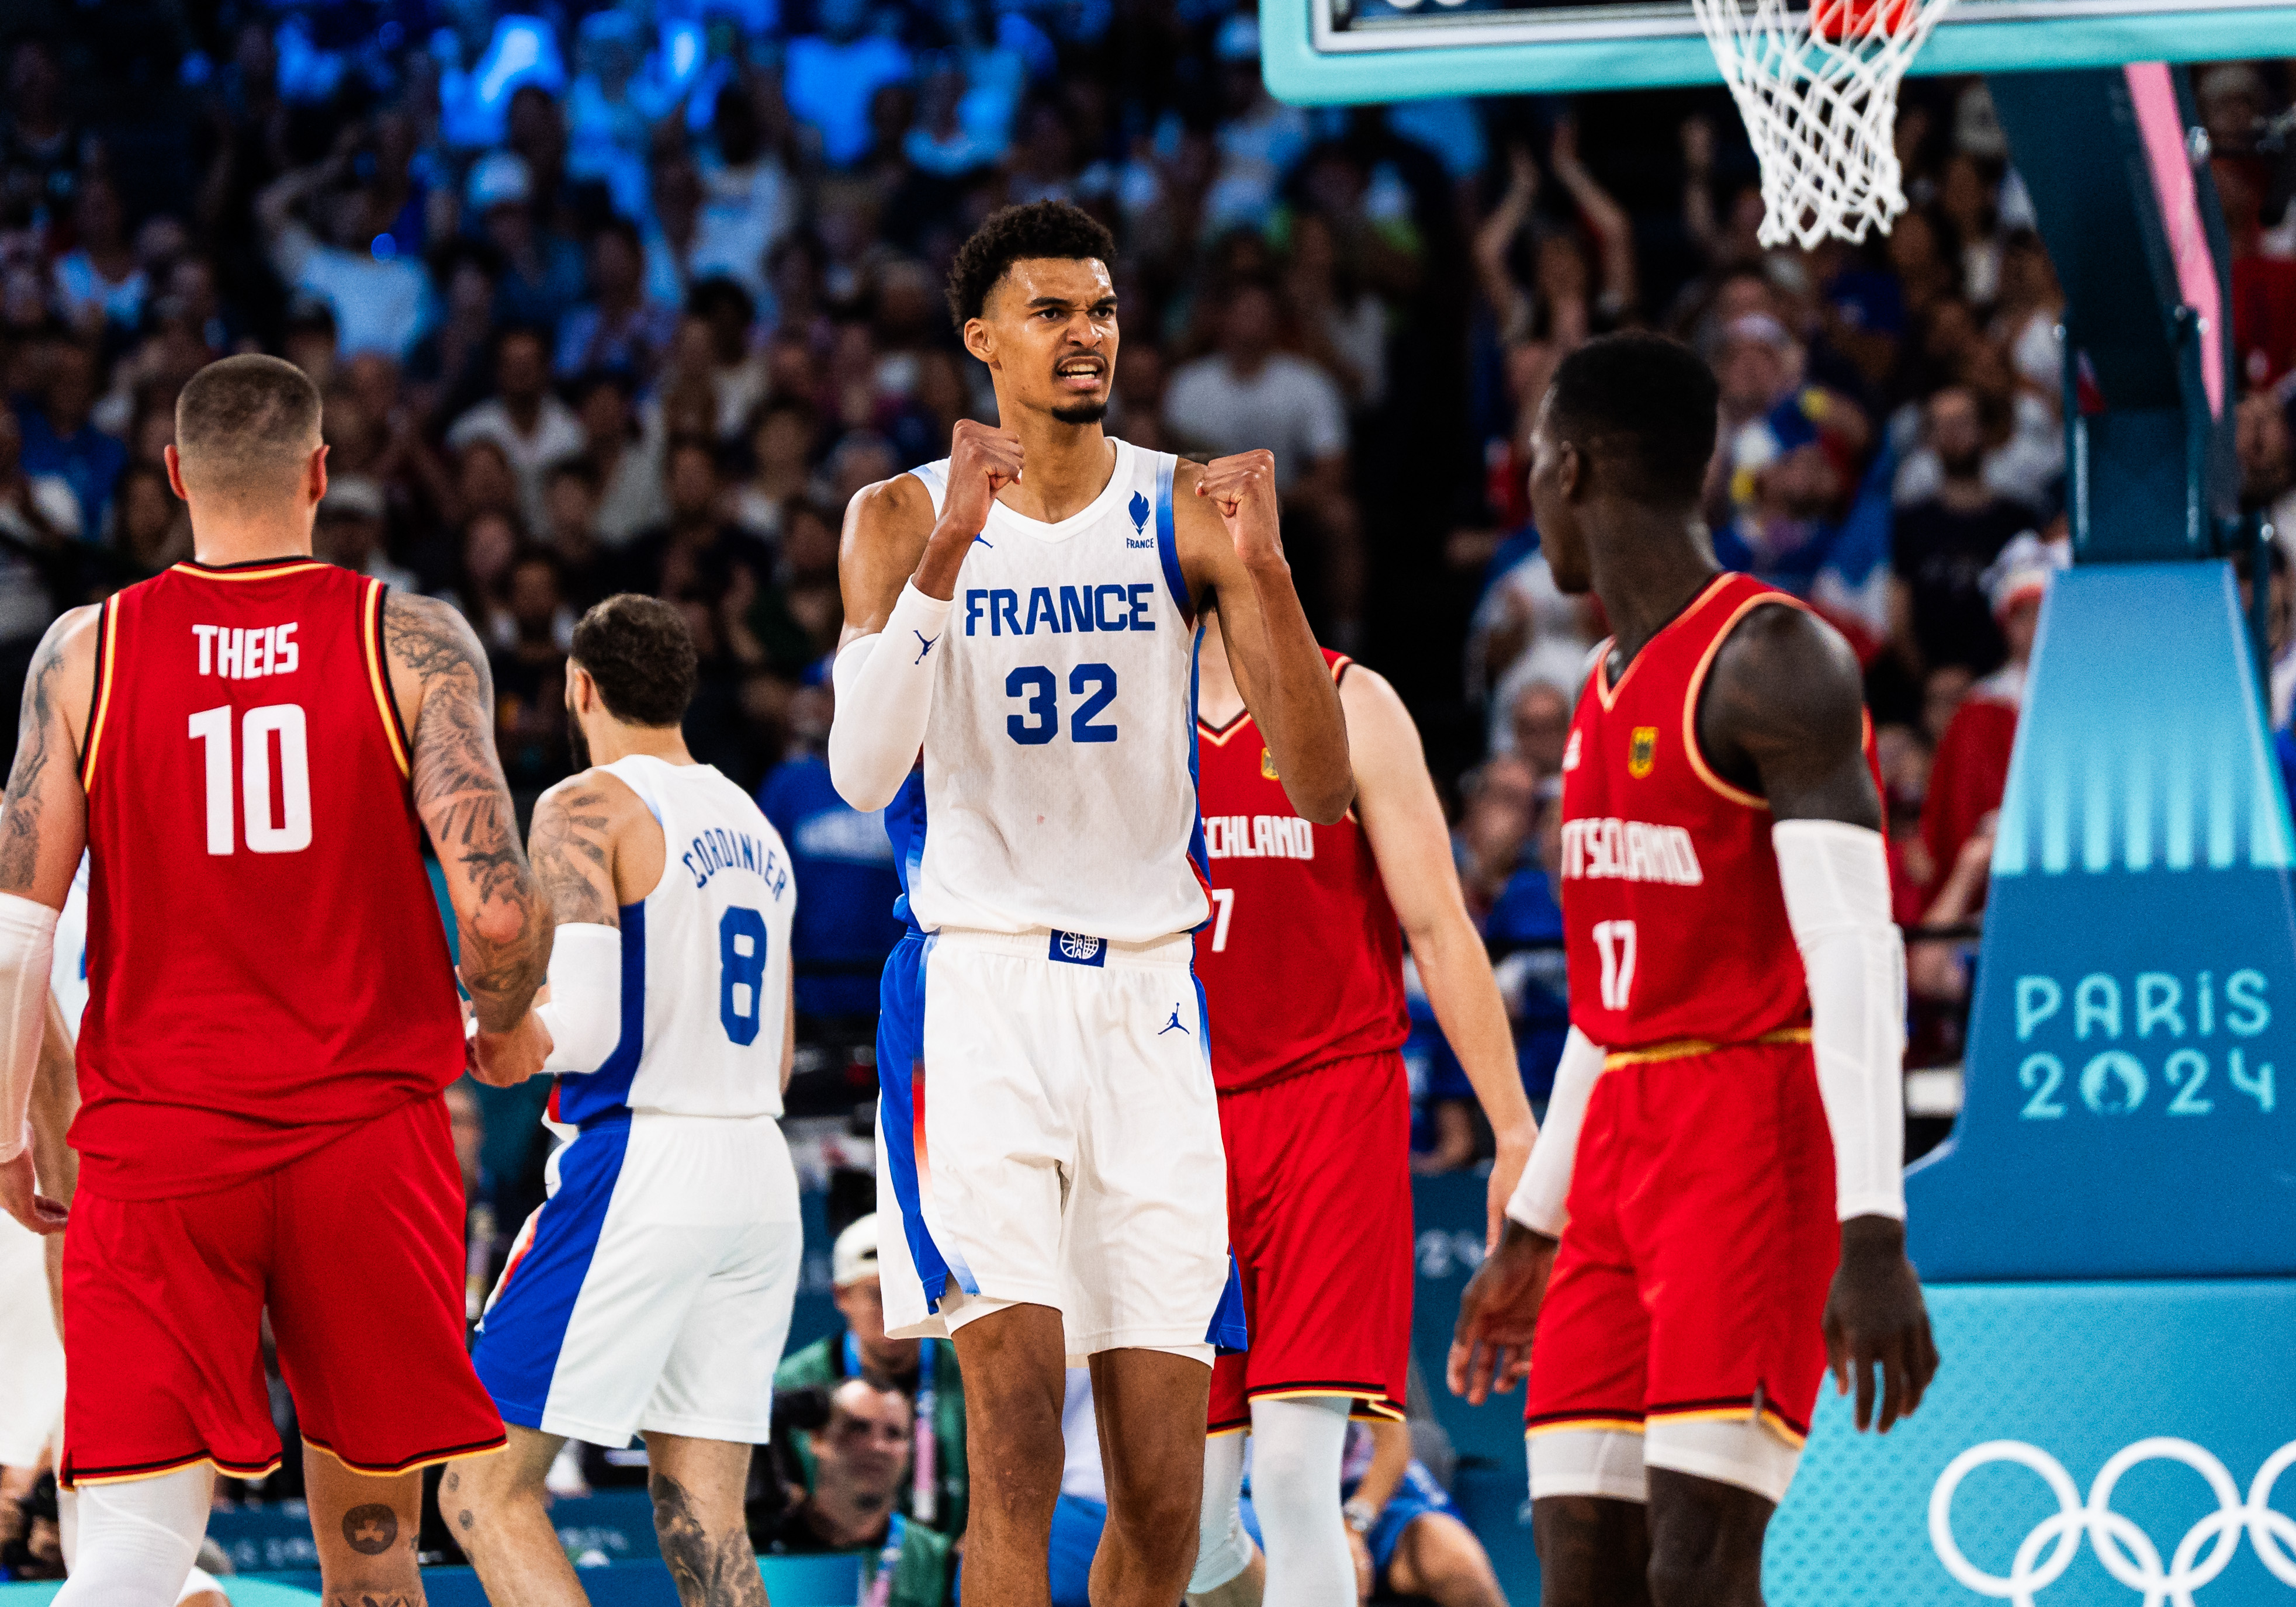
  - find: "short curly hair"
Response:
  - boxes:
[570,594,699,728]
[944,201,1119,333]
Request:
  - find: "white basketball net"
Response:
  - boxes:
[1690,0,1957,249]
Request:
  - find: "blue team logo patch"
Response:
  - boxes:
[1128,491,1151,533]
[1050,930,1107,967]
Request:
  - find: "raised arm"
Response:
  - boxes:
[0,607,95,1234]
[1701,601,1938,1433]
[383,591,550,1034]
[827,422,1023,813]
[1179,453,1352,824]
[1345,665,1535,1249]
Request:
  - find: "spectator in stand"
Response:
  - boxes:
[1340,1418,1508,1607]
[0,40,78,229]
[1920,528,2065,905]
[466,151,586,335]
[784,0,916,169]
[446,325,586,531]
[1451,752,1537,926]
[14,334,122,543]
[624,438,777,642]
[1891,385,2038,677]
[569,367,666,546]
[52,172,147,335]
[774,1217,968,1536]
[554,219,676,383]
[538,458,615,611]
[488,549,574,790]
[693,82,801,305]
[2242,393,2296,560]
[760,683,905,1023]
[731,398,820,545]
[1163,277,1362,641]
[312,475,420,592]
[759,1378,957,1606]
[258,144,437,359]
[0,406,77,699]
[1505,676,1575,779]
[1715,395,1851,595]
[106,460,192,578]
[684,278,771,444]
[1893,338,2060,511]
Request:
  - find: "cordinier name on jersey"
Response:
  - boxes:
[963,584,1161,636]
[192,623,300,679]
[682,826,792,900]
[1204,814,1315,861]
[1560,816,1705,886]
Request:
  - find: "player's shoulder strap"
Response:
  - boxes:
[908,459,951,517]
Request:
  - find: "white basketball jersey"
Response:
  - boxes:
[53,853,89,1037]
[893,437,1210,943]
[549,756,796,1128]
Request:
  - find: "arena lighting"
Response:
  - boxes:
[472,15,566,110]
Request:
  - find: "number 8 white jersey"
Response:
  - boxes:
[890,437,1211,944]
[550,755,796,1127]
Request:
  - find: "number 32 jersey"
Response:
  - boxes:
[549,754,795,1130]
[891,438,1208,943]
[1559,573,1814,1053]
[73,559,465,1201]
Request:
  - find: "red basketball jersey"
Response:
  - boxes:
[1559,573,1819,1052]
[71,559,465,1201]
[1192,652,1408,1092]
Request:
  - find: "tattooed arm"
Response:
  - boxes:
[0,608,94,1233]
[382,592,550,1034]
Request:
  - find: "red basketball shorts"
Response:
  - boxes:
[1524,1038,1837,1452]
[59,1093,505,1486]
[1209,1051,1412,1433]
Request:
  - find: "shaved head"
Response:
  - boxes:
[174,355,323,505]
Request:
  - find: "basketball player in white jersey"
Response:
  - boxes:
[439,595,802,1607]
[829,200,1355,1607]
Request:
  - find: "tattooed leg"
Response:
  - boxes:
[642,1433,767,1607]
[303,1449,426,1607]
[439,1428,587,1607]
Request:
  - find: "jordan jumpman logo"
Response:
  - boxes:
[1158,1006,1190,1035]
[912,630,937,664]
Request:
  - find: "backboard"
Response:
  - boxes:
[1260,0,2296,103]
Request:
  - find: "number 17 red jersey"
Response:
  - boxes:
[1558,574,1816,1052]
[70,559,466,1202]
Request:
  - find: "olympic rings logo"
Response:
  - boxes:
[1928,1438,2296,1605]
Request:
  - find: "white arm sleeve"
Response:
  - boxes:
[827,584,954,813]
[1504,1026,1605,1237]
[532,924,623,1075]
[0,892,58,1164]
[1774,819,1908,1221]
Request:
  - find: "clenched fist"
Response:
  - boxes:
[936,420,1026,549]
[1196,449,1284,567]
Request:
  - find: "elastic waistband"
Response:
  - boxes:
[929,926,1196,969]
[569,1106,787,1134]
[1603,1027,1811,1069]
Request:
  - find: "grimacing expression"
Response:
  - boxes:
[971,257,1118,424]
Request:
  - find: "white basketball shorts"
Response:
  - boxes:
[874,927,1236,1362]
[472,1110,802,1446]
[0,1212,64,1466]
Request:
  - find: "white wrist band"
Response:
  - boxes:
[533,923,624,1073]
[1773,819,1908,1221]
[0,892,58,1165]
[1505,1026,1605,1236]
[828,584,953,813]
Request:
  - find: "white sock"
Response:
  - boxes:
[1189,1428,1255,1594]
[1249,1395,1354,1607]
[53,1464,213,1607]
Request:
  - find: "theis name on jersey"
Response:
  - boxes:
[1560,817,1705,886]
[192,623,300,679]
[683,826,791,899]
[1205,814,1315,861]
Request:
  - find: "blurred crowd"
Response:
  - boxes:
[2,0,2295,1280]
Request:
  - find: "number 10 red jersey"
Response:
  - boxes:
[70,559,466,1201]
[1558,574,1814,1053]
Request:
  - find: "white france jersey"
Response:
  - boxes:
[548,755,796,1128]
[892,437,1209,943]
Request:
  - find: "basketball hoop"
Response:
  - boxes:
[1691,0,1956,248]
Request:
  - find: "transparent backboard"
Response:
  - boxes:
[1261,0,2296,102]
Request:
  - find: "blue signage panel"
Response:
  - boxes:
[1906,563,2296,1280]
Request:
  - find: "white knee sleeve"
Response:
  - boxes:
[178,1567,225,1603]
[53,1464,214,1607]
[1248,1396,1354,1607]
[1189,1427,1255,1594]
